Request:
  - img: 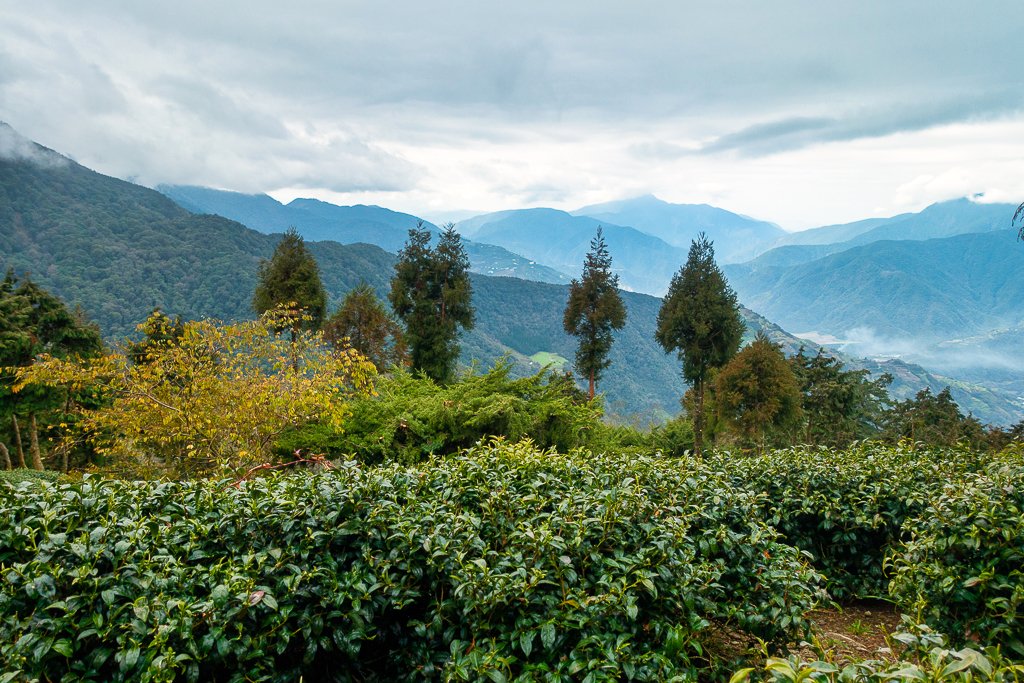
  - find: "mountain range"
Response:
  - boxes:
[2,121,1022,424]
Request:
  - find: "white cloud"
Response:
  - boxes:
[2,1,1023,227]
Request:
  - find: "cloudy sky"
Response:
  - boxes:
[3,1,1023,229]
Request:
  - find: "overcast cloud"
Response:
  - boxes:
[2,1,1022,228]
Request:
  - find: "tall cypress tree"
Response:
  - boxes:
[563,228,626,399]
[656,233,744,457]
[389,223,474,383]
[252,227,327,333]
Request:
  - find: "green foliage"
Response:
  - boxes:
[0,443,824,682]
[323,283,407,371]
[706,444,995,600]
[656,233,744,455]
[252,227,327,332]
[0,272,105,470]
[887,453,1024,655]
[714,333,801,451]
[788,348,891,447]
[732,622,1024,681]
[0,468,61,485]
[389,224,474,384]
[15,310,376,478]
[883,387,986,448]
[563,227,627,398]
[324,362,601,464]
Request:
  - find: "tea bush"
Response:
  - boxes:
[731,623,1024,681]
[707,444,990,599]
[887,456,1024,656]
[0,442,823,682]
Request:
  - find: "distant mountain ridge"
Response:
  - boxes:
[572,194,786,264]
[158,185,570,285]
[457,207,686,295]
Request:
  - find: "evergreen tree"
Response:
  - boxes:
[714,332,801,451]
[563,228,627,399]
[324,283,408,371]
[389,223,474,383]
[655,233,744,457]
[882,386,984,448]
[788,347,891,446]
[252,227,327,333]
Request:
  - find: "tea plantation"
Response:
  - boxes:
[1,442,1022,681]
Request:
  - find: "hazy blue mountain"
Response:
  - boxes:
[739,197,1022,272]
[158,185,570,284]
[775,216,902,247]
[572,194,786,264]
[726,230,1024,341]
[844,198,1016,246]
[457,208,687,295]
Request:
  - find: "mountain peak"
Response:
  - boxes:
[0,122,69,169]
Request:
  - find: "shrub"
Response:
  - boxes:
[320,363,604,464]
[707,444,991,599]
[0,442,823,682]
[731,622,1024,681]
[887,454,1024,656]
[0,468,62,485]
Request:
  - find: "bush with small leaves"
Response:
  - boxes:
[0,442,824,682]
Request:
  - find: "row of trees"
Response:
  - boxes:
[3,222,1012,474]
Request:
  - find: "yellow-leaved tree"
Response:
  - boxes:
[15,308,376,478]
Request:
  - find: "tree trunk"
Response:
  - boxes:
[11,415,26,468]
[588,369,595,400]
[0,442,11,470]
[693,377,705,458]
[29,413,44,470]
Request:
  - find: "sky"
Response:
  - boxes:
[2,1,1023,230]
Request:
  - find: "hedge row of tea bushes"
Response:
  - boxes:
[706,444,992,600]
[710,444,1024,657]
[888,460,1024,658]
[0,442,824,683]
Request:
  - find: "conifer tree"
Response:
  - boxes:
[252,228,327,333]
[389,223,474,383]
[655,233,744,457]
[714,332,801,451]
[324,283,408,371]
[563,228,627,399]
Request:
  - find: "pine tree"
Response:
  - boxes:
[324,283,407,371]
[563,228,627,399]
[389,223,474,383]
[252,228,327,333]
[714,332,801,451]
[655,233,744,457]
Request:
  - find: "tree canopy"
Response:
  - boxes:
[563,228,627,399]
[323,283,407,371]
[252,228,327,332]
[655,233,744,456]
[714,332,801,451]
[389,224,474,383]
